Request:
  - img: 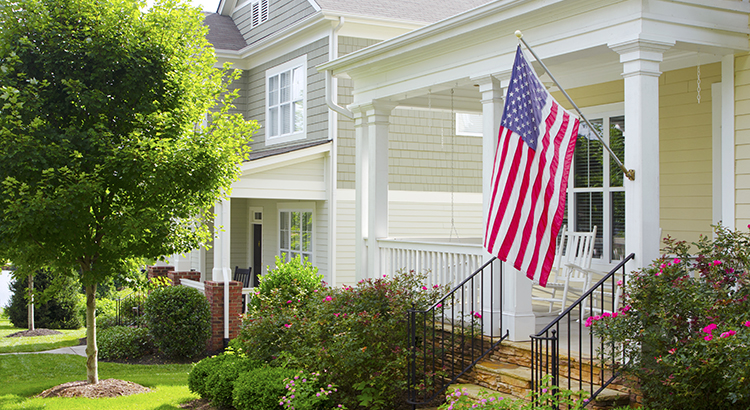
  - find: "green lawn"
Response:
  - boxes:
[0,354,198,409]
[0,318,86,353]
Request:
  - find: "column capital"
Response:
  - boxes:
[608,38,675,78]
[350,100,396,126]
[472,73,509,105]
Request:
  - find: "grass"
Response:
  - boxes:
[0,354,198,409]
[0,318,86,353]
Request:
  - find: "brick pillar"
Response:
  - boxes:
[168,271,201,286]
[147,266,174,280]
[204,280,242,352]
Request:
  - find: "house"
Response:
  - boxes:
[172,0,495,288]
[317,0,750,340]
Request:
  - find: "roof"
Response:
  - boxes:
[203,12,246,51]
[313,0,494,23]
[246,139,331,161]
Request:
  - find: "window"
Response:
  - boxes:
[456,112,483,137]
[279,210,313,263]
[266,55,306,145]
[568,113,625,263]
[250,0,268,28]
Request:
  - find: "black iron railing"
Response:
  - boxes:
[530,253,634,407]
[407,257,508,408]
[115,291,146,326]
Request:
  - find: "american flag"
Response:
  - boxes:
[484,46,579,287]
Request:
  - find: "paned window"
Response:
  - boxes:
[279,210,313,263]
[568,114,625,263]
[266,55,306,144]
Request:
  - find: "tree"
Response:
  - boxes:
[7,267,83,330]
[0,0,257,384]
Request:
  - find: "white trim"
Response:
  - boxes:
[721,54,735,229]
[239,141,331,175]
[265,55,307,146]
[712,82,722,228]
[277,203,317,264]
[307,0,321,12]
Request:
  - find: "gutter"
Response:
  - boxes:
[324,17,352,119]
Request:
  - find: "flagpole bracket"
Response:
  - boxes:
[625,169,635,181]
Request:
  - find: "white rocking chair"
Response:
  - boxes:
[533,225,597,314]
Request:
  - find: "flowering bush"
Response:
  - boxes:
[439,375,587,409]
[279,369,340,410]
[589,225,750,410]
[233,269,448,410]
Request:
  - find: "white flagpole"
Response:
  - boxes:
[515,30,635,181]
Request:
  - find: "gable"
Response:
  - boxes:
[232,0,318,47]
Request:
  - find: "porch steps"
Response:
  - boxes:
[443,341,631,409]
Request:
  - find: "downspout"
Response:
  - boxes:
[325,17,352,120]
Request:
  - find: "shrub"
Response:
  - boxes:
[7,268,83,329]
[187,351,262,407]
[590,224,750,410]
[143,285,211,360]
[249,254,324,310]
[95,314,119,331]
[235,269,447,410]
[232,366,297,410]
[98,325,153,361]
[279,369,338,410]
[440,375,588,409]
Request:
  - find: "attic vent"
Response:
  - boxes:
[251,0,268,29]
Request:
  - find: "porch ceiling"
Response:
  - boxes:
[319,0,750,108]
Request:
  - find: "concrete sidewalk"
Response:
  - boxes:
[1,344,87,356]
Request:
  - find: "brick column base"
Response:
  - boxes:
[204,281,242,352]
[147,266,174,280]
[168,271,201,286]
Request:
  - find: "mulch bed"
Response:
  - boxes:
[5,328,63,337]
[36,379,151,398]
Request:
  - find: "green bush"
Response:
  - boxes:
[98,325,153,361]
[95,314,119,331]
[7,268,83,329]
[234,269,448,410]
[143,285,211,360]
[250,254,324,310]
[187,351,262,407]
[232,366,296,410]
[590,224,750,410]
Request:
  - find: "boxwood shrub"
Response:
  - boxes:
[143,285,211,360]
[232,366,297,410]
[98,325,153,361]
[188,351,262,407]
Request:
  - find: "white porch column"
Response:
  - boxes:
[476,74,534,341]
[610,39,673,268]
[352,101,395,280]
[212,198,232,282]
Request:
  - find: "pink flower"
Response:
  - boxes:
[287,300,292,304]
[473,312,482,319]
[422,286,428,290]
[673,258,681,264]
[436,303,443,308]
[744,321,750,327]
[602,312,611,318]
[668,348,676,354]
[433,284,439,289]
[284,323,292,328]
[702,323,718,334]
[617,280,623,286]
[704,334,713,341]
[585,317,594,327]
[720,330,736,338]
[612,312,618,319]
[713,260,723,266]
[324,295,332,302]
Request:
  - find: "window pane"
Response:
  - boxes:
[291,211,300,231]
[292,66,304,100]
[280,211,289,230]
[610,116,625,188]
[291,232,300,251]
[268,75,278,105]
[575,192,603,259]
[302,232,311,252]
[303,212,312,232]
[294,101,304,132]
[574,120,603,188]
[280,71,290,103]
[268,107,278,137]
[281,103,291,134]
[611,191,625,261]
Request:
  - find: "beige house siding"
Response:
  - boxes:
[552,79,624,110]
[334,197,356,285]
[735,53,750,228]
[659,63,718,244]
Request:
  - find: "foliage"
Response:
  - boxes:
[7,268,82,329]
[440,376,588,409]
[187,350,262,408]
[143,285,211,360]
[97,325,153,361]
[232,366,297,410]
[250,254,325,310]
[279,369,339,410]
[589,225,750,410]
[234,269,448,410]
[0,0,257,383]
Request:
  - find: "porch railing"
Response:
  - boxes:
[407,257,508,408]
[180,278,205,293]
[377,238,484,286]
[530,253,634,406]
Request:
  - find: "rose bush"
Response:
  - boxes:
[589,225,750,410]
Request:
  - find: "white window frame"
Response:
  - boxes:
[455,112,483,137]
[278,202,315,264]
[265,55,307,146]
[568,103,625,266]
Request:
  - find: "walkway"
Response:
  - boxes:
[0,344,87,356]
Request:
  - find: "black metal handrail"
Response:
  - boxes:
[530,253,635,407]
[407,256,508,408]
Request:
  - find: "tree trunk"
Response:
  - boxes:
[85,283,98,384]
[27,274,34,331]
